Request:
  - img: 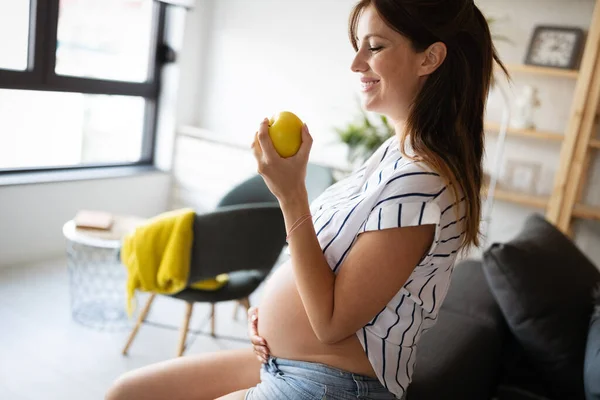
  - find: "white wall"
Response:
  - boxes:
[179,0,600,264]
[0,172,170,267]
[198,0,360,150]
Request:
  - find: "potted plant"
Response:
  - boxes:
[334,106,394,169]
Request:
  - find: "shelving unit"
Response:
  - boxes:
[485,0,600,236]
[483,185,549,209]
[573,203,600,221]
[484,122,564,142]
[545,0,600,233]
[504,63,579,79]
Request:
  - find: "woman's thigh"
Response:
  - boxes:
[105,348,261,400]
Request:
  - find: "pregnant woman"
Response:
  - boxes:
[106,0,506,399]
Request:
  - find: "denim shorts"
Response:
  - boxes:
[244,356,401,400]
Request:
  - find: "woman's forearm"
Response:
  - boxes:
[280,189,339,344]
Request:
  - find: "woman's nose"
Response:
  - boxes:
[351,52,368,73]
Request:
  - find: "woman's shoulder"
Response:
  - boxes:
[379,154,446,194]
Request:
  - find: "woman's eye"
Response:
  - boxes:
[368,46,383,52]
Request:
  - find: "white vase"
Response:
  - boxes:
[511,85,541,130]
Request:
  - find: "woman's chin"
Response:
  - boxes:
[361,97,380,113]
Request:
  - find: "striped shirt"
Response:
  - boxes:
[307,135,465,398]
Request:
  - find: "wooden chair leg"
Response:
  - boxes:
[210,303,216,337]
[177,302,194,357]
[233,300,240,321]
[240,297,251,313]
[122,293,155,356]
[233,297,252,321]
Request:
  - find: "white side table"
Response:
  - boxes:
[62,215,146,331]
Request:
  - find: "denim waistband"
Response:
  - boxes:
[265,356,387,392]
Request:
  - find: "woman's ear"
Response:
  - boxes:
[417,42,447,77]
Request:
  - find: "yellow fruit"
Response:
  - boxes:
[268,111,303,158]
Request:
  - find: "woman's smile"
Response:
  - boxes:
[360,77,381,92]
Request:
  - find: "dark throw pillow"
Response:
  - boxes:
[585,284,600,400]
[483,213,600,399]
[410,259,508,400]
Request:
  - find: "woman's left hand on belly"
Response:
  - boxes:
[248,306,271,363]
[251,118,313,203]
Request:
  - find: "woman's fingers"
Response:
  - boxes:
[297,123,313,158]
[254,344,270,355]
[251,132,262,162]
[254,342,270,362]
[256,118,278,161]
[247,307,258,334]
[254,350,268,363]
[251,334,268,347]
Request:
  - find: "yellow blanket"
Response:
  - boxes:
[120,208,228,316]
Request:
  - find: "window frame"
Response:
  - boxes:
[0,0,167,175]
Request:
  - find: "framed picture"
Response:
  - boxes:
[503,160,542,195]
[524,26,585,70]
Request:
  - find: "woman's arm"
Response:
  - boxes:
[251,118,435,345]
[281,191,435,344]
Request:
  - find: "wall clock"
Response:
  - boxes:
[524,26,584,70]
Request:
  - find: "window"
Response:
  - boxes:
[0,1,30,71]
[0,0,168,174]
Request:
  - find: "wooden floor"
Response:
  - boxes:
[0,257,276,400]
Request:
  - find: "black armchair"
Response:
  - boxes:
[121,203,286,357]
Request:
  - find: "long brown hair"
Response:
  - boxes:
[349,0,508,253]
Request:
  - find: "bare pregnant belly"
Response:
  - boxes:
[257,261,376,378]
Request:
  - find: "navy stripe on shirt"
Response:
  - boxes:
[383,297,407,340]
[367,305,387,327]
[322,199,365,254]
[430,285,437,313]
[396,303,417,390]
[316,210,339,237]
[433,185,447,200]
[382,339,387,389]
[442,216,465,230]
[416,275,435,304]
[385,171,439,187]
[441,233,463,243]
[394,157,403,170]
[380,144,390,162]
[334,233,358,272]
[398,303,417,349]
[373,187,444,209]
[395,347,406,394]
[398,204,403,227]
[405,346,414,380]
[418,202,426,225]
[411,276,435,345]
[432,250,458,258]
[441,196,466,215]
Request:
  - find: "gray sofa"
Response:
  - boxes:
[408,214,600,400]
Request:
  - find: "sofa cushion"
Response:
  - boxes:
[483,213,600,399]
[493,334,553,400]
[409,259,507,400]
[585,284,600,400]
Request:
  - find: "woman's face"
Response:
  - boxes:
[351,5,424,123]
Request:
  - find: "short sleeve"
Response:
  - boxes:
[362,200,441,232]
